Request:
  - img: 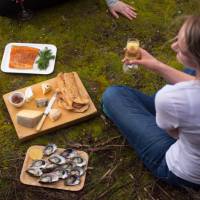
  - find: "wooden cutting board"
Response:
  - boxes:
[20,145,89,191]
[3,72,98,141]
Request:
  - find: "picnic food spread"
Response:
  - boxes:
[6,44,56,72]
[6,72,92,131]
[20,145,89,190]
[2,43,97,191]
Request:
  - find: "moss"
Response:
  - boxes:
[0,0,200,199]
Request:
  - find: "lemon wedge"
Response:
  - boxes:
[28,147,43,160]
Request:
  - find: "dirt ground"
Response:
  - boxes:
[0,0,200,199]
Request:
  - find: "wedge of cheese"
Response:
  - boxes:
[16,110,43,128]
[41,83,52,95]
[49,109,61,122]
[25,87,34,102]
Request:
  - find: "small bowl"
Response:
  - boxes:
[8,92,25,108]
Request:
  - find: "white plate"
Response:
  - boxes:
[1,43,57,75]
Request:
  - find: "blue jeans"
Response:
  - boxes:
[101,68,200,189]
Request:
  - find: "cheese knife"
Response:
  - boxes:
[36,92,57,131]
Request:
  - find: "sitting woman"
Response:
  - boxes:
[102,15,200,189]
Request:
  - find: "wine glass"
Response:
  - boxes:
[123,38,141,74]
[16,0,33,21]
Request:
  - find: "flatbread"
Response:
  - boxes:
[56,72,90,113]
[9,46,39,69]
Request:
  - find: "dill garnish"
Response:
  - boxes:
[37,47,55,70]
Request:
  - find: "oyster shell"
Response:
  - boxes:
[64,175,80,186]
[70,166,85,177]
[71,156,87,167]
[30,160,47,169]
[61,162,75,173]
[42,163,57,173]
[26,167,43,177]
[48,154,66,165]
[39,173,59,183]
[54,168,69,179]
[60,148,78,159]
[43,144,57,156]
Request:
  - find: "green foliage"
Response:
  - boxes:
[36,47,55,70]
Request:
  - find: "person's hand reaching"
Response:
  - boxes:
[109,1,137,20]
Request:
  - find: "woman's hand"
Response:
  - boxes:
[109,1,137,20]
[122,48,162,72]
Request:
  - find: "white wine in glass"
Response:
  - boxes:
[123,38,141,74]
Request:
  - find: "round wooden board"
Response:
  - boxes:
[20,145,89,191]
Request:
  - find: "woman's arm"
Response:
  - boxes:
[106,0,118,7]
[124,48,195,84]
[154,61,195,84]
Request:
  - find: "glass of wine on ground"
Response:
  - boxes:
[123,38,141,74]
[16,0,32,21]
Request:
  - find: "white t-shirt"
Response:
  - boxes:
[155,80,200,184]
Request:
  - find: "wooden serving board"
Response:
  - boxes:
[3,72,97,141]
[20,145,89,191]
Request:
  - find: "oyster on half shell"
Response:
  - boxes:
[48,154,66,165]
[30,160,47,169]
[60,148,77,159]
[43,144,57,156]
[26,167,43,177]
[42,163,57,173]
[39,173,59,183]
[71,156,87,167]
[64,175,80,186]
[54,168,69,179]
[70,166,85,177]
[61,162,75,173]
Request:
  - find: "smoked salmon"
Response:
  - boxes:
[9,46,39,69]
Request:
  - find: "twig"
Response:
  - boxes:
[96,136,121,147]
[85,161,121,196]
[87,144,128,152]
[144,187,156,200]
[96,181,133,200]
[65,136,122,149]
[100,169,111,181]
[119,138,126,154]
[109,162,121,176]
[155,183,175,200]
[65,142,90,148]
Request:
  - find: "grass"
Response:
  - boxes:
[0,0,200,199]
